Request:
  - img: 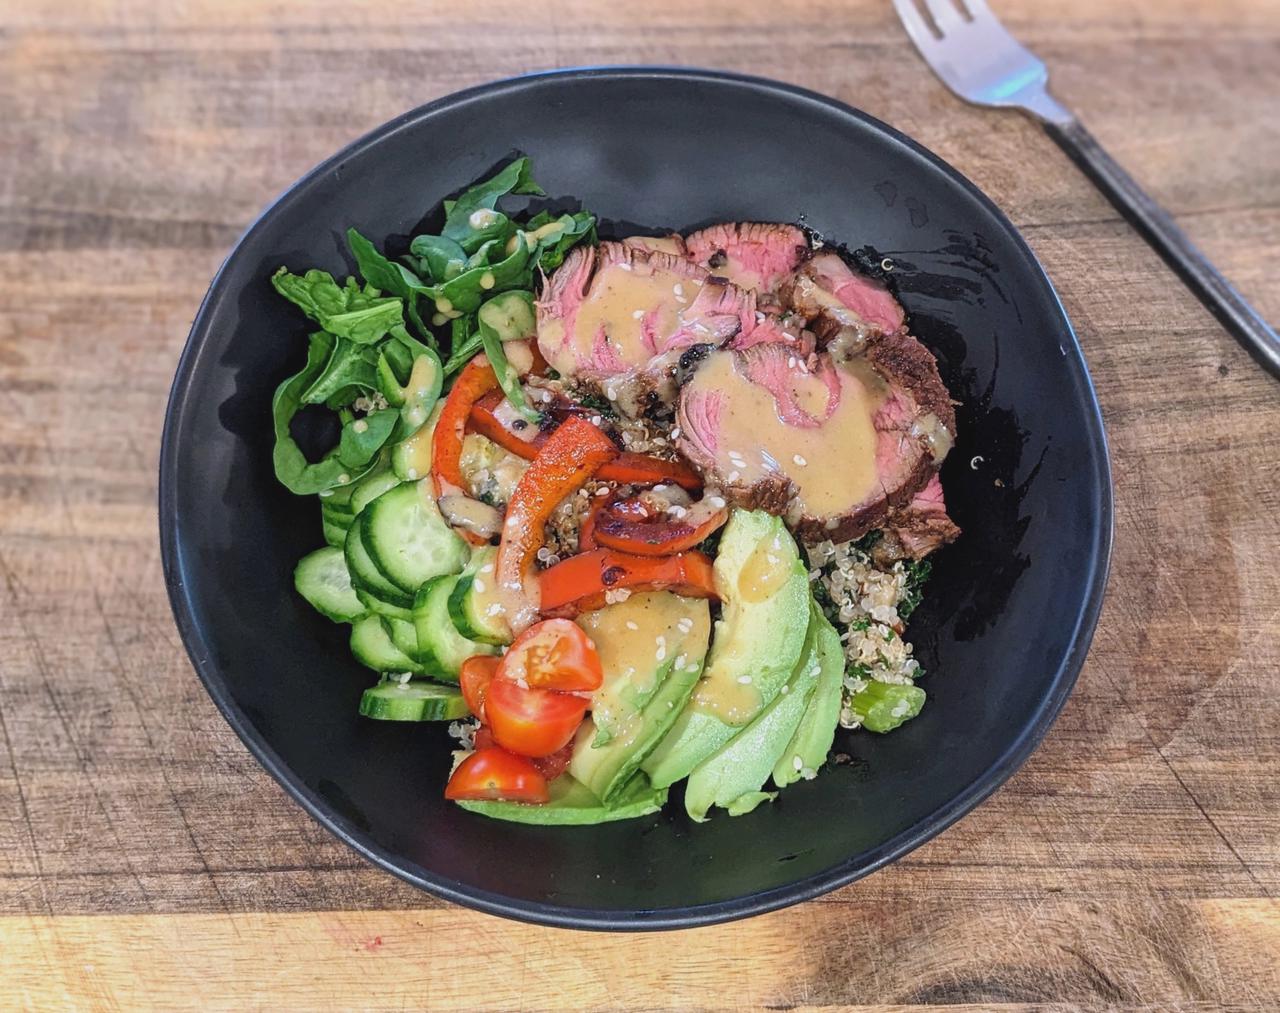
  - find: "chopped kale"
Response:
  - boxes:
[898,558,932,620]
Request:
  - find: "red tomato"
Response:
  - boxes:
[472,725,572,780]
[486,678,588,757]
[444,747,549,803]
[531,742,574,781]
[459,655,499,721]
[497,619,604,693]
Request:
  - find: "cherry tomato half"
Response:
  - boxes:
[459,655,500,721]
[444,747,549,803]
[531,742,574,781]
[485,678,588,758]
[472,728,572,781]
[496,618,603,693]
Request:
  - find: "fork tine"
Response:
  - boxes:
[920,0,966,33]
[892,0,939,47]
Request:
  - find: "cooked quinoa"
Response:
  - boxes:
[807,538,923,730]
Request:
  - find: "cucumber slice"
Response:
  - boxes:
[344,521,414,608]
[351,470,403,516]
[446,547,511,646]
[322,515,348,549]
[359,680,468,721]
[413,574,498,681]
[363,480,468,594]
[349,615,420,674]
[355,588,415,624]
[385,616,421,662]
[294,547,365,623]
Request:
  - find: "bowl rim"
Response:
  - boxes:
[159,64,1114,931]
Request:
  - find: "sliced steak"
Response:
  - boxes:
[622,234,688,257]
[871,473,961,565]
[677,329,955,543]
[536,242,755,392]
[684,222,810,295]
[728,311,817,359]
[783,251,906,352]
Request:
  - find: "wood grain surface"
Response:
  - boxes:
[2,0,1278,1008]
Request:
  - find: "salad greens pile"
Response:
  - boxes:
[270,157,596,495]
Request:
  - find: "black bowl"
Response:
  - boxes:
[160,67,1112,929]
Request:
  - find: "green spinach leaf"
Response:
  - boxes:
[272,332,387,494]
[272,267,404,344]
[440,157,544,249]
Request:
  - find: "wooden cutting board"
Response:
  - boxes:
[1,0,1277,1008]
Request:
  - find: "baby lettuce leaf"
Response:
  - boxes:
[272,268,404,343]
[478,316,538,423]
[430,232,533,315]
[440,157,544,250]
[409,235,468,284]
[300,335,381,408]
[346,229,434,343]
[336,406,400,468]
[525,210,598,271]
[273,333,404,494]
[442,327,484,377]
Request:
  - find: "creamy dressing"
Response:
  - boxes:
[576,592,711,743]
[683,350,887,517]
[736,535,793,604]
[539,256,705,376]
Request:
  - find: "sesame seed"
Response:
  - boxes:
[473,579,486,594]
[793,755,803,772]
[676,617,693,633]
[670,427,682,440]
[787,356,797,368]
[793,454,807,467]
[632,309,645,319]
[625,621,639,631]
[708,496,726,509]
[727,471,740,482]
[617,262,632,271]
[486,603,502,616]
[737,675,753,685]
[673,283,685,298]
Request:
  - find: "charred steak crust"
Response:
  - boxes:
[861,331,957,437]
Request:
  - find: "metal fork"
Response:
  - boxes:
[893,0,1280,379]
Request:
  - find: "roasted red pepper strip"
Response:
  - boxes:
[602,453,702,491]
[593,497,729,557]
[433,356,499,495]
[538,548,719,616]
[467,395,702,491]
[468,389,549,459]
[495,416,620,633]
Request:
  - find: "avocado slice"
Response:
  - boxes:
[642,510,810,789]
[683,602,826,821]
[455,773,666,825]
[569,593,712,803]
[575,592,713,746]
[773,607,846,787]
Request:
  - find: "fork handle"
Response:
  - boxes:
[1043,119,1280,379]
